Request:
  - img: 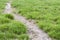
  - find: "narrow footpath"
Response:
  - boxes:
[4,2,52,40]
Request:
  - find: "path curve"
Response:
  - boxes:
[4,2,52,40]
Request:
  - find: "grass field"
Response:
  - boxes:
[0,0,29,40]
[0,0,8,13]
[12,0,60,40]
[0,14,29,40]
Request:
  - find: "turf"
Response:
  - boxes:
[0,0,8,13]
[0,14,29,40]
[0,0,29,40]
[12,0,60,40]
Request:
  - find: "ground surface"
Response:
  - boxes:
[11,0,60,40]
[0,0,28,40]
[4,2,52,40]
[0,0,60,40]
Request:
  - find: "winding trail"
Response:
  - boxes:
[4,2,52,40]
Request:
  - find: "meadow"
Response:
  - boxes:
[0,0,8,13]
[0,0,28,40]
[12,0,60,40]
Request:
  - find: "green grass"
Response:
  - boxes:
[0,0,29,40]
[0,0,8,13]
[0,14,29,40]
[3,14,14,20]
[12,0,60,40]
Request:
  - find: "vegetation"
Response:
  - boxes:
[0,0,29,40]
[4,14,14,20]
[0,0,8,13]
[0,14,29,40]
[12,0,60,40]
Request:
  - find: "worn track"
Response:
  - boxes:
[4,2,52,40]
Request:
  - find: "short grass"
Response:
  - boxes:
[0,0,8,13]
[0,14,29,40]
[0,0,29,40]
[12,0,60,40]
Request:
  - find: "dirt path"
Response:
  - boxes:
[4,2,52,40]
